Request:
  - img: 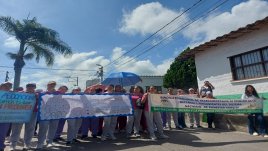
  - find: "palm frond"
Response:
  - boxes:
[6,52,18,60]
[0,16,18,37]
[23,53,34,60]
[26,25,72,56]
[28,42,54,66]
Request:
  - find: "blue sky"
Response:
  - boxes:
[0,0,268,89]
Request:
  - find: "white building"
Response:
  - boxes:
[178,16,268,99]
[125,75,167,93]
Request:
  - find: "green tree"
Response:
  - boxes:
[0,16,72,89]
[163,47,197,90]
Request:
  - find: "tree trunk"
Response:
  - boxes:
[13,42,26,90]
[13,64,23,90]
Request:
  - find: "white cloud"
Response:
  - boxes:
[3,36,20,48]
[55,51,97,66]
[119,2,189,37]
[12,47,173,90]
[183,0,268,48]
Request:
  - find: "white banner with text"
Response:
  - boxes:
[39,94,133,120]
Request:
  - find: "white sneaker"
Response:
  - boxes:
[263,134,268,138]
[159,134,169,139]
[47,143,53,147]
[150,135,157,141]
[134,133,141,137]
[253,132,259,136]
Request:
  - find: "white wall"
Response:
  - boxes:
[195,25,268,96]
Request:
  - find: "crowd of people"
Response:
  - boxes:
[0,80,267,151]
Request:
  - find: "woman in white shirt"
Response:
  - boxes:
[241,85,267,137]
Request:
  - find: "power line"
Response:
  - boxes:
[104,0,204,69]
[104,0,230,76]
[0,65,97,72]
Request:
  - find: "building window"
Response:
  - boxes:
[229,46,268,80]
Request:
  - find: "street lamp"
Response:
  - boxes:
[96,64,103,82]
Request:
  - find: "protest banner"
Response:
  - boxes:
[264,100,268,114]
[0,91,36,123]
[39,94,133,120]
[149,94,263,114]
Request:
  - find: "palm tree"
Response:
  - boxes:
[0,16,72,89]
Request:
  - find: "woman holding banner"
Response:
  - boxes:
[141,86,169,140]
[10,83,37,150]
[206,91,216,129]
[126,86,144,138]
[53,85,69,142]
[163,88,179,129]
[242,85,268,137]
[188,88,202,129]
[37,81,60,149]
[0,82,13,151]
[79,87,99,139]
[177,89,187,129]
[101,85,117,141]
[66,87,83,145]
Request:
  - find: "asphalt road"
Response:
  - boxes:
[4,127,268,151]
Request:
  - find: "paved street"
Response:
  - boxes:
[5,127,268,151]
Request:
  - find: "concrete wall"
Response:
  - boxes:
[195,25,268,96]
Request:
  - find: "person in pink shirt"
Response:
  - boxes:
[126,86,144,138]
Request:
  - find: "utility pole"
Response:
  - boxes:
[5,71,9,82]
[96,64,103,82]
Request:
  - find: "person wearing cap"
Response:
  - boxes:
[53,86,69,142]
[0,83,13,151]
[188,88,202,129]
[37,81,60,149]
[10,83,37,150]
[66,87,83,145]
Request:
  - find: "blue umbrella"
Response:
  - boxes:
[102,72,142,86]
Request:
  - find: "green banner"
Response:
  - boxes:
[149,94,263,114]
[264,100,268,114]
